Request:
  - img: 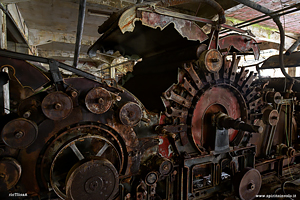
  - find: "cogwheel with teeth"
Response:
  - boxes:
[160,53,265,154]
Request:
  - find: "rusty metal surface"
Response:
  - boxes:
[0,157,21,192]
[119,102,142,126]
[18,94,46,123]
[42,91,73,120]
[0,56,50,90]
[191,86,246,149]
[219,34,260,60]
[260,51,300,69]
[233,168,261,200]
[46,127,124,199]
[139,9,208,43]
[85,87,112,114]
[1,118,38,149]
[262,109,279,126]
[198,49,223,73]
[66,159,119,200]
[2,2,300,200]
[118,5,208,43]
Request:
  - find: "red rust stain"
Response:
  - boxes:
[159,136,172,159]
[121,20,133,30]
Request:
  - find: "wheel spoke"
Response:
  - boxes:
[96,142,109,157]
[69,143,85,160]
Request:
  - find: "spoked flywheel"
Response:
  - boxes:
[39,123,125,200]
[160,52,263,154]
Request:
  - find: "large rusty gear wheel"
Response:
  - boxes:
[66,159,119,200]
[38,123,126,200]
[161,53,263,154]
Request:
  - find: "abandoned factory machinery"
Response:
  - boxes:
[1,1,300,200]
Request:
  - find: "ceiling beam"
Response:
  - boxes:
[1,0,31,4]
[29,28,98,46]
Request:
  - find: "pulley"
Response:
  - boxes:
[42,91,73,120]
[0,157,22,192]
[85,87,112,114]
[49,134,122,199]
[145,171,159,186]
[198,49,223,73]
[66,159,119,200]
[233,167,261,200]
[119,102,142,126]
[262,109,279,126]
[1,118,38,149]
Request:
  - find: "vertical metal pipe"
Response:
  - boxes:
[2,68,9,114]
[73,0,86,68]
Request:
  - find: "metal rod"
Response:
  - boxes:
[70,143,85,160]
[233,0,272,14]
[96,142,109,157]
[285,37,300,55]
[73,0,87,68]
[227,3,299,30]
[234,8,299,30]
[221,4,300,34]
[0,49,103,83]
[154,7,247,34]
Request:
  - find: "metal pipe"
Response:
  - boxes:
[233,0,272,14]
[233,0,300,83]
[285,37,300,55]
[221,6,300,34]
[73,0,86,68]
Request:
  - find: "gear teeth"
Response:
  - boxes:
[237,67,249,87]
[246,88,257,101]
[229,53,241,83]
[183,62,203,90]
[163,90,192,108]
[161,97,171,108]
[163,124,188,133]
[242,72,257,94]
[182,77,197,96]
[223,56,231,80]
[178,69,186,83]
[248,97,262,111]
[165,107,188,118]
[204,73,213,84]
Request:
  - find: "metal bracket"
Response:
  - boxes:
[214,128,230,155]
[49,59,65,90]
